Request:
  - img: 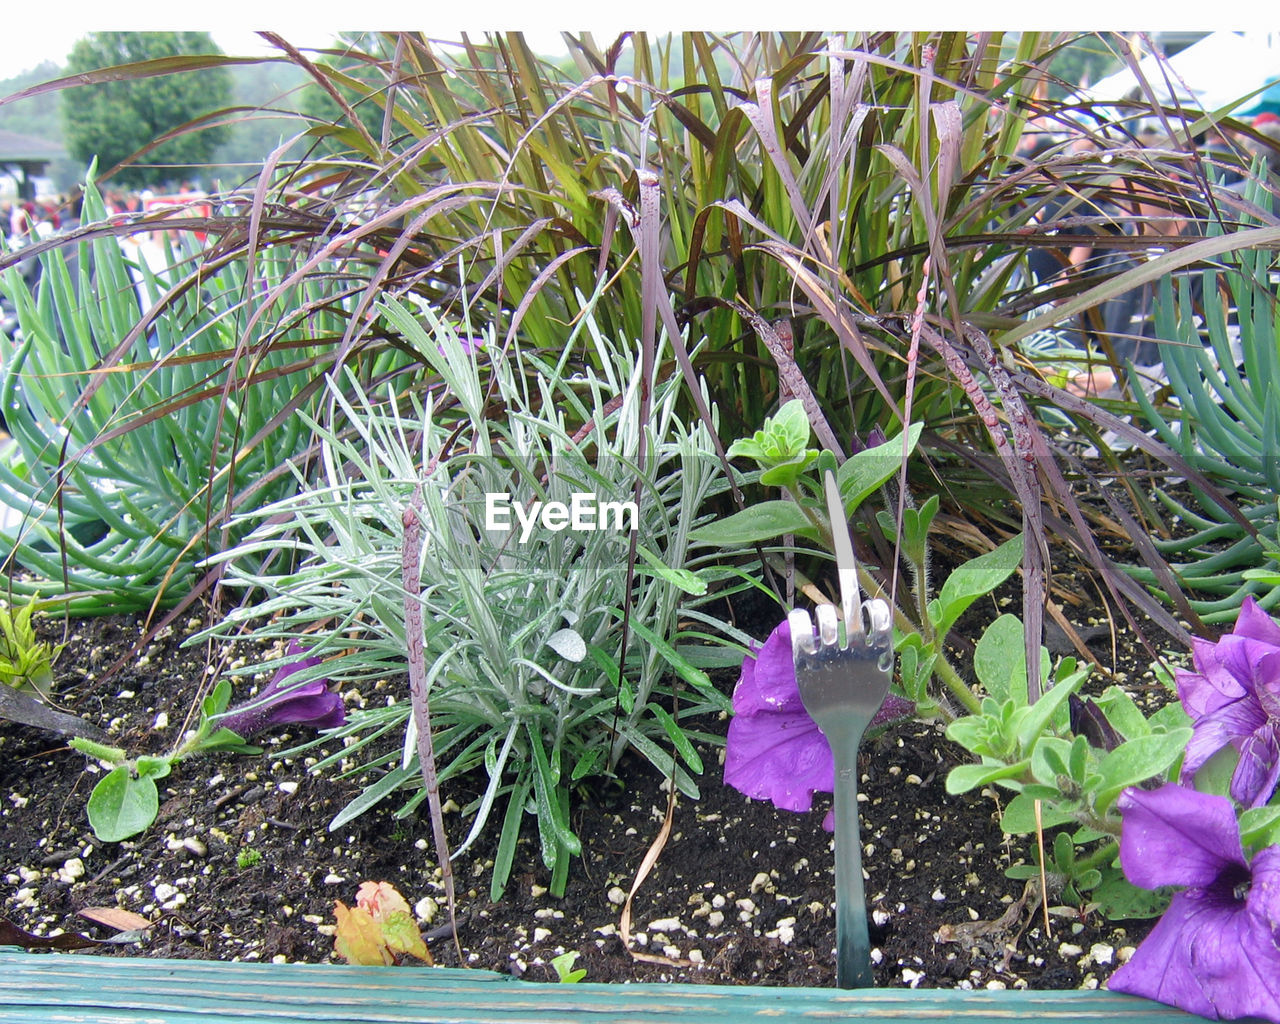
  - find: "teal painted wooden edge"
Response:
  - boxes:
[0,949,1206,1024]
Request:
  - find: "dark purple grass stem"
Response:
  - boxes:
[401,484,460,959]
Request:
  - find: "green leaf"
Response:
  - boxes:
[1095,686,1151,741]
[1030,736,1073,786]
[944,714,996,758]
[202,678,233,718]
[1053,830,1076,869]
[945,758,1029,795]
[973,613,1027,705]
[649,704,704,775]
[634,543,708,596]
[195,728,260,756]
[86,766,160,843]
[625,617,727,709]
[69,738,128,765]
[725,436,767,461]
[380,909,433,963]
[1000,792,1077,834]
[688,500,818,547]
[549,950,587,983]
[759,455,817,489]
[1240,805,1280,850]
[772,399,812,454]
[1014,668,1086,753]
[934,534,1025,637]
[134,756,172,781]
[1091,871,1172,921]
[570,746,602,782]
[1149,701,1192,733]
[1094,728,1194,813]
[1188,742,1237,798]
[836,423,924,513]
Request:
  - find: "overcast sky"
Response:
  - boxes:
[0,1,1247,86]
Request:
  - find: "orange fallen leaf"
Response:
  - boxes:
[78,907,154,933]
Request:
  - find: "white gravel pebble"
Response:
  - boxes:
[648,917,682,933]
[1058,943,1084,958]
[606,886,627,906]
[57,858,85,884]
[277,781,299,795]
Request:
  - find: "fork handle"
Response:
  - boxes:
[831,744,874,988]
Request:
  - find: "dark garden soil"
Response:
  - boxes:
[0,587,1173,992]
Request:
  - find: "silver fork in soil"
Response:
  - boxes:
[788,469,894,989]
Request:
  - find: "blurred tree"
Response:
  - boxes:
[297,33,392,155]
[1047,33,1124,98]
[206,61,311,189]
[60,32,232,188]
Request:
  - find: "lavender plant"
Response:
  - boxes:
[200,298,741,898]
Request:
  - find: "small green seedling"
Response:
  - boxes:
[549,950,587,983]
[0,595,62,702]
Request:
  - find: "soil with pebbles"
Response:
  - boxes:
[0,599,1173,991]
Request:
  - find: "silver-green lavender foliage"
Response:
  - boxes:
[202,296,745,896]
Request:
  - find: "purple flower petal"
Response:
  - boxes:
[219,641,345,739]
[725,619,834,814]
[1107,890,1223,1019]
[733,620,806,716]
[1117,785,1244,890]
[1231,722,1280,809]
[1233,595,1280,647]
[725,617,910,823]
[1181,698,1270,783]
[1177,644,1248,720]
[1177,599,1280,809]
[724,707,833,813]
[1251,845,1280,949]
[1111,786,1280,1022]
[1258,655,1280,721]
[1219,636,1280,700]
[1107,884,1280,1021]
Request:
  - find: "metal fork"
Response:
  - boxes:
[788,469,894,989]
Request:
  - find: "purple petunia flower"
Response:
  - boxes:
[1108,784,1280,1022]
[723,619,911,828]
[220,641,345,739]
[1177,597,1280,808]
